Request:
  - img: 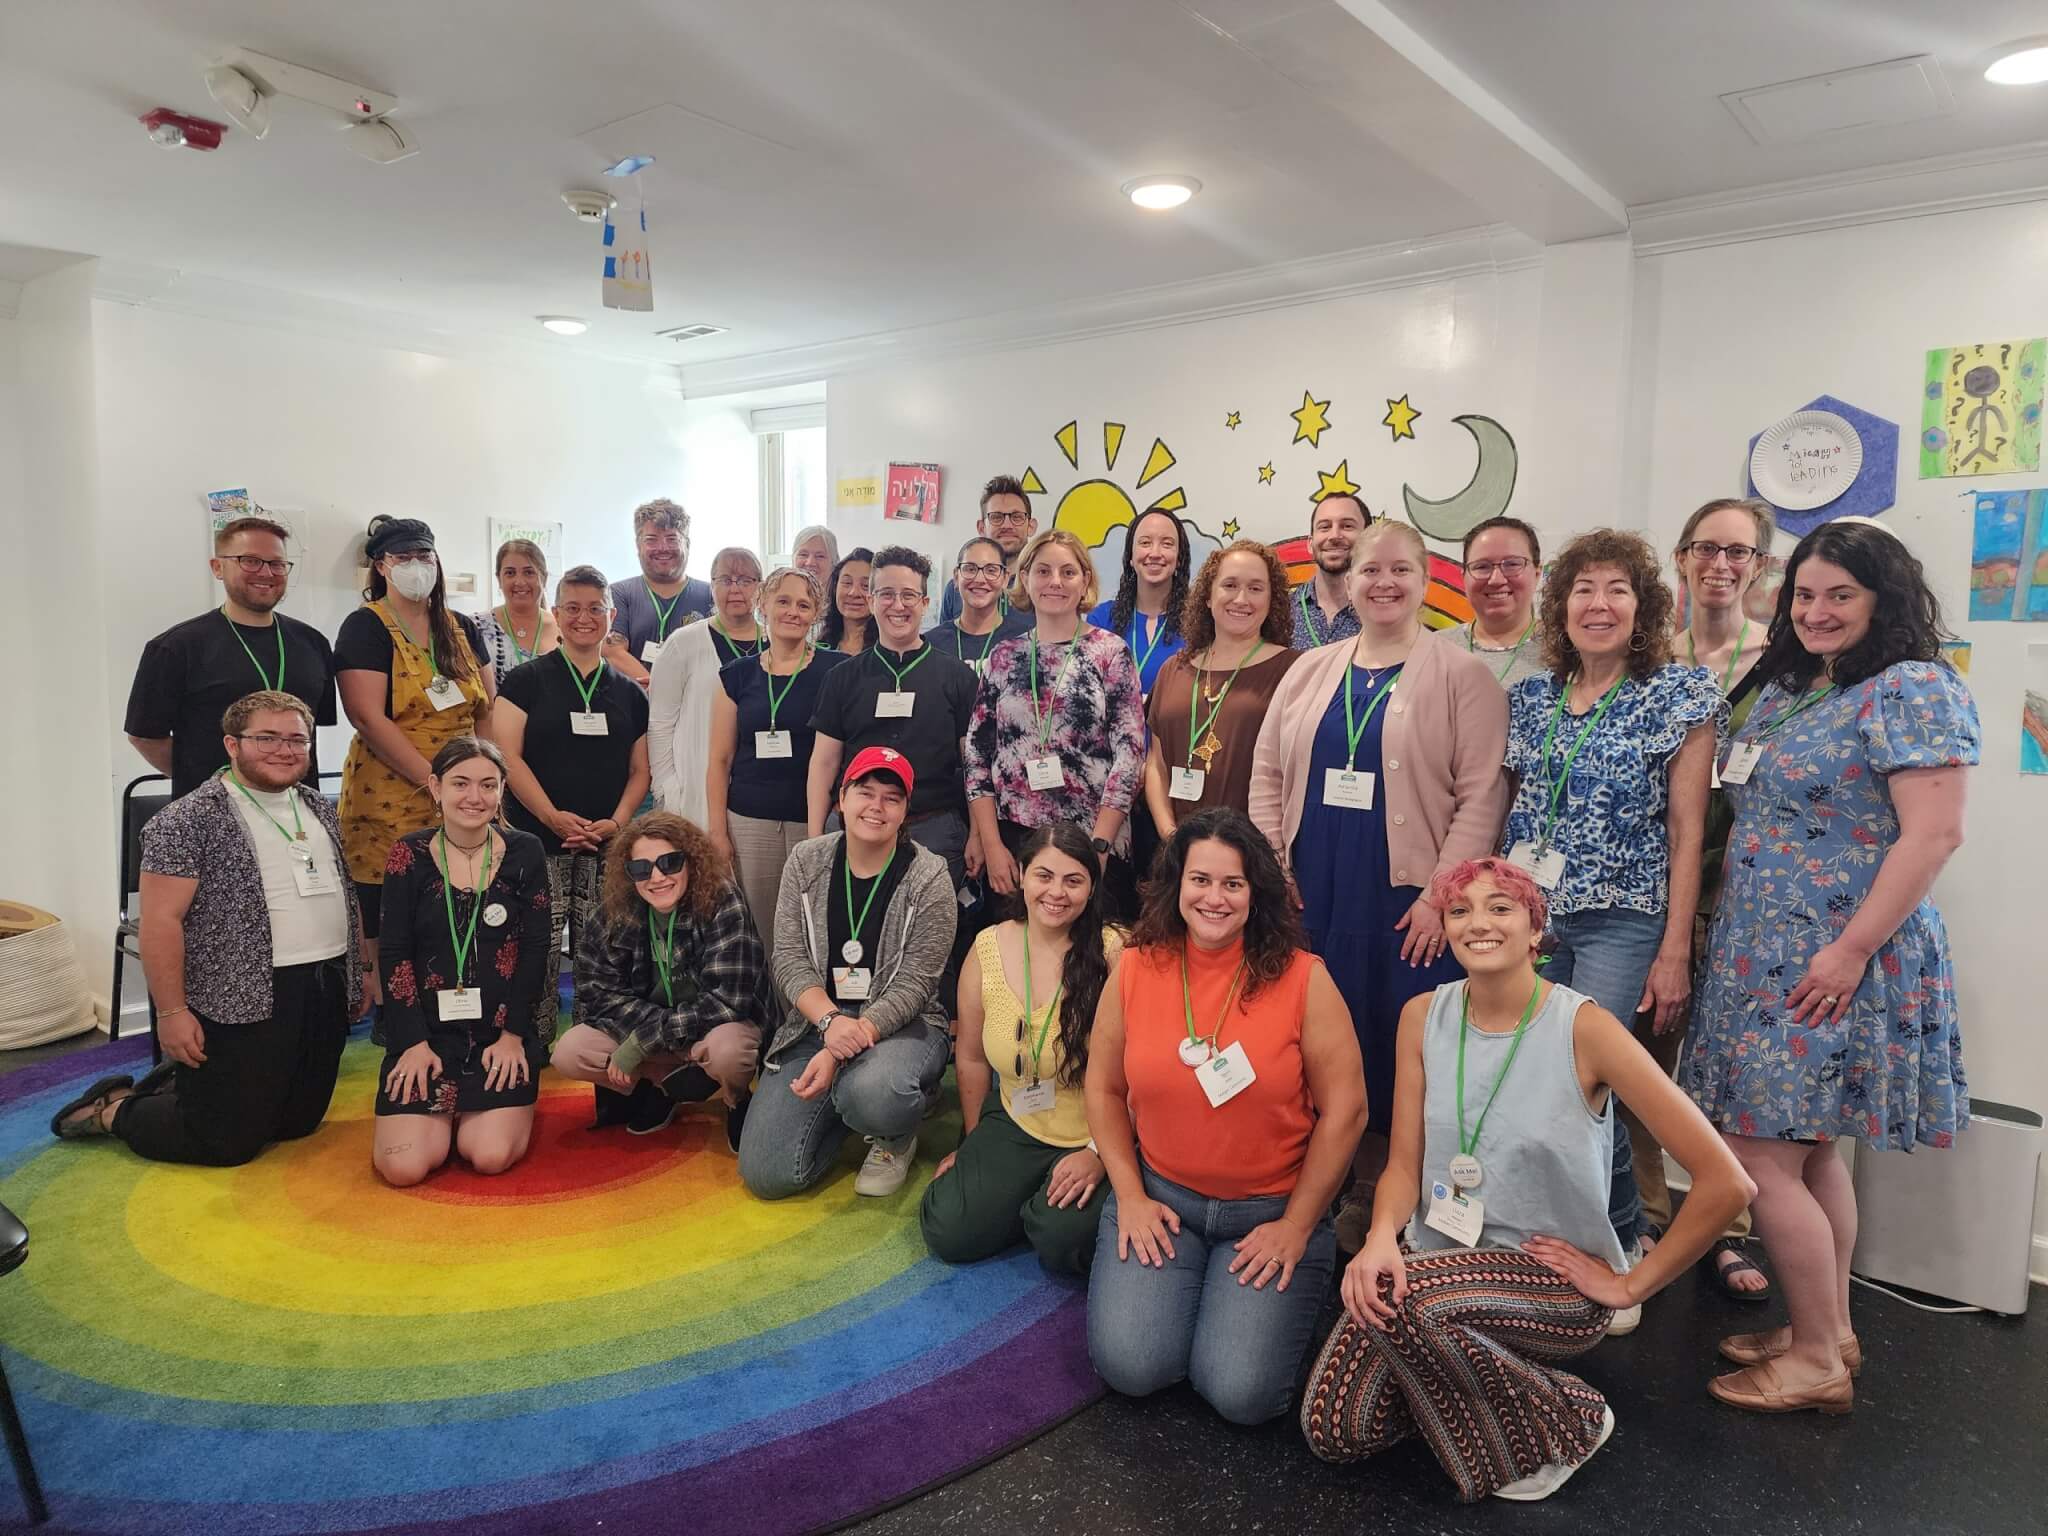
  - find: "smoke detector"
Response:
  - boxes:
[562,188,616,222]
[140,108,227,151]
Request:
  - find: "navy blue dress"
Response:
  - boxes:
[1292,663,1463,1132]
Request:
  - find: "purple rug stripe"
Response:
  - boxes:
[0,1036,152,1106]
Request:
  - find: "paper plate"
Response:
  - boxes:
[1750,410,1862,511]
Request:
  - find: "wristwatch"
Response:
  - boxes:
[1090,836,1111,855]
[818,1009,845,1031]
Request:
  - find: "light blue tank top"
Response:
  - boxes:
[1407,980,1628,1269]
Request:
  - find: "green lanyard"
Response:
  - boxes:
[1455,980,1543,1158]
[1019,923,1063,1084]
[223,610,286,692]
[1185,642,1265,768]
[1128,612,1168,679]
[560,649,604,713]
[497,607,538,666]
[1296,585,1323,646]
[1341,665,1402,770]
[1688,619,1751,693]
[763,646,812,732]
[1180,947,1249,1054]
[648,904,678,1006]
[226,769,306,849]
[953,601,1010,669]
[875,643,932,690]
[843,843,898,952]
[649,588,684,642]
[712,618,760,662]
[437,828,494,989]
[1533,675,1626,846]
[1751,683,1835,743]
[1467,618,1535,684]
[1027,631,1083,749]
[386,605,440,680]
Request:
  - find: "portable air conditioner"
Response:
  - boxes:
[1850,1099,2043,1315]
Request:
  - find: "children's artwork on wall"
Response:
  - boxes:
[1968,488,2048,621]
[884,462,942,523]
[2024,645,2048,776]
[1744,395,1897,536]
[1400,415,1518,541]
[1921,340,2044,478]
[1939,639,1972,675]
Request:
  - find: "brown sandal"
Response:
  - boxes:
[1708,1360,1853,1414]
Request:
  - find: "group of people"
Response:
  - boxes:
[66,477,1976,1502]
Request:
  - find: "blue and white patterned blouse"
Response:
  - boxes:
[1500,664,1727,917]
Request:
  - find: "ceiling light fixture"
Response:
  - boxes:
[1986,38,2048,84]
[538,316,588,336]
[1121,174,1201,210]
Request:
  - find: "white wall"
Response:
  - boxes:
[677,381,827,567]
[1639,199,2048,1261]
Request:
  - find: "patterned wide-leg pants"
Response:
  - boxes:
[535,851,602,1048]
[1300,1248,1612,1502]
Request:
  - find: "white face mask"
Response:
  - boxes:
[388,558,437,601]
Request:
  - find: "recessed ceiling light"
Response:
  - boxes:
[1986,38,2048,84]
[538,316,587,336]
[1121,175,1200,211]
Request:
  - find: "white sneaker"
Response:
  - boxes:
[854,1132,917,1196]
[1605,1303,1642,1336]
[1492,1404,1616,1501]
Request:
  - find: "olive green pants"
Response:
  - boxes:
[919,1102,1102,1275]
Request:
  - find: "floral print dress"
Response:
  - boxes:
[1680,662,1978,1148]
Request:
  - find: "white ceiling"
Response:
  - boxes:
[1,0,2045,373]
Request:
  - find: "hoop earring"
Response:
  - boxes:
[1628,629,1648,653]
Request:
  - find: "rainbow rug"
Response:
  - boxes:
[0,1034,1100,1534]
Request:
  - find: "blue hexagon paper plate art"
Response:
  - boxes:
[1746,394,1898,536]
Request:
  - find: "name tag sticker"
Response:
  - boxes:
[832,965,873,1001]
[292,859,338,898]
[1505,840,1565,890]
[570,711,609,736]
[1720,743,1762,786]
[875,691,916,718]
[1197,1040,1257,1108]
[1169,767,1206,802]
[1010,1080,1056,1116]
[1423,1181,1485,1247]
[437,987,484,1022]
[1323,768,1375,810]
[755,729,793,759]
[1025,755,1066,790]
[640,640,664,665]
[427,676,465,712]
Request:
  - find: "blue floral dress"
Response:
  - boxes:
[1679,662,1978,1148]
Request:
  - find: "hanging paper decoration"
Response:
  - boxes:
[601,157,654,313]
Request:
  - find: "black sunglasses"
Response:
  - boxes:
[626,851,688,880]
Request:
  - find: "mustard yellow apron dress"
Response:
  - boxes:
[340,601,489,886]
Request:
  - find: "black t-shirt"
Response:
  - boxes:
[497,653,650,854]
[333,607,491,714]
[124,610,339,797]
[825,836,913,1009]
[722,648,849,823]
[808,642,978,818]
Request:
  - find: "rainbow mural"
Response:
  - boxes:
[1271,536,1474,630]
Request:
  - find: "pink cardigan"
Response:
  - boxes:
[1248,626,1510,889]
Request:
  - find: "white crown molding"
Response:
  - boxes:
[0,280,19,321]
[679,224,1544,396]
[1629,140,2048,255]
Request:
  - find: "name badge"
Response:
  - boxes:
[1423,1180,1485,1247]
[1010,1079,1057,1116]
[755,729,793,759]
[1323,768,1375,809]
[1505,840,1566,890]
[1197,1039,1257,1108]
[291,857,338,899]
[570,711,609,736]
[427,676,464,712]
[1169,767,1206,802]
[875,690,916,718]
[640,640,664,665]
[1719,743,1762,786]
[832,965,873,1001]
[1025,755,1066,791]
[437,987,484,1022]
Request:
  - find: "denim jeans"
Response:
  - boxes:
[737,1021,951,1200]
[1088,1164,1335,1426]
[1542,906,1667,1251]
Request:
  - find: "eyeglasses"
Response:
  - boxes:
[1464,557,1533,579]
[1680,541,1759,567]
[712,574,761,589]
[224,555,294,576]
[982,510,1032,528]
[626,851,688,880]
[872,587,926,605]
[387,551,437,566]
[956,561,1005,580]
[235,733,311,753]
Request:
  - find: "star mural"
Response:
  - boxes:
[1383,394,1421,441]
[1314,459,1360,503]
[1222,518,1241,538]
[1225,411,1241,430]
[1291,391,1333,447]
[1257,462,1276,485]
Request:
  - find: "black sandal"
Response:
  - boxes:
[49,1075,134,1140]
[1708,1236,1772,1303]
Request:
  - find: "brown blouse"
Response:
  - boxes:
[1146,646,1302,817]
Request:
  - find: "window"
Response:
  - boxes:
[753,404,826,561]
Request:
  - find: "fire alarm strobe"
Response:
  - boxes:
[140,108,227,150]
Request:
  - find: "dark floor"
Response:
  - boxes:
[15,1032,2043,1536]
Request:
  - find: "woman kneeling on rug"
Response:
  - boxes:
[922,821,1121,1274]
[373,737,552,1186]
[551,812,772,1141]
[1300,857,1754,1502]
[1085,808,1365,1426]
[739,746,957,1201]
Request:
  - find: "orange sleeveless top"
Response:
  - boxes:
[1120,937,1318,1199]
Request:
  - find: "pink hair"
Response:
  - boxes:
[1426,857,1548,932]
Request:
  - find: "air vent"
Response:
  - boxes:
[656,323,728,341]
[1722,55,1954,145]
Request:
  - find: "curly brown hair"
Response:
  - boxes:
[1130,808,1305,1006]
[1179,540,1296,652]
[600,811,733,927]
[1537,529,1675,681]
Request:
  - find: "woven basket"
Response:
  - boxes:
[0,904,97,1048]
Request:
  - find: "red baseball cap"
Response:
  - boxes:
[842,745,914,797]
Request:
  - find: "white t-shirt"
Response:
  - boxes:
[227,783,350,967]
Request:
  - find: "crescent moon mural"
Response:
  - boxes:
[1402,414,1518,541]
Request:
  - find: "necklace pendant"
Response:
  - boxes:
[1448,1153,1483,1190]
[1192,732,1223,767]
[1178,1036,1213,1067]
[841,940,864,965]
